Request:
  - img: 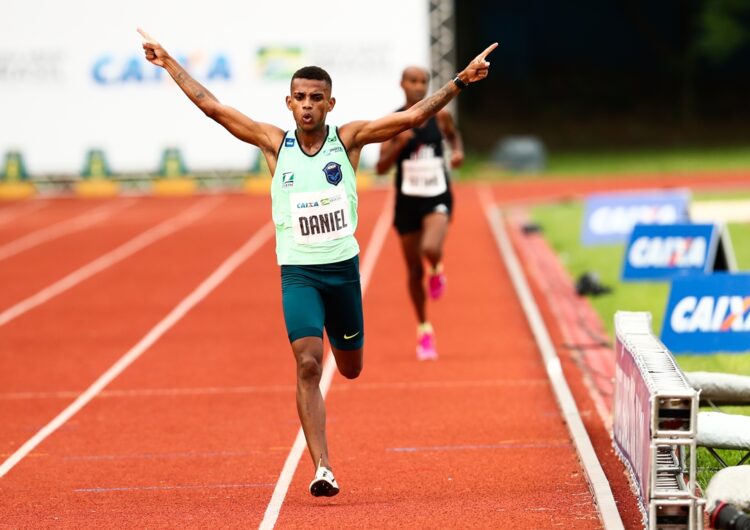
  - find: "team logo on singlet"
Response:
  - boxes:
[323,161,343,186]
[285,137,295,147]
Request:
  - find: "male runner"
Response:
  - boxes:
[376,66,464,361]
[138,28,496,496]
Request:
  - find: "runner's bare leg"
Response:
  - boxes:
[399,231,427,322]
[291,336,330,468]
[421,212,450,269]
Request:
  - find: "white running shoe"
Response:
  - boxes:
[309,465,340,497]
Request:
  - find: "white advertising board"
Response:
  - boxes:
[1,0,429,174]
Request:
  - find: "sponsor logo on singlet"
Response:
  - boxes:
[282,172,295,189]
[291,188,352,244]
[323,146,343,155]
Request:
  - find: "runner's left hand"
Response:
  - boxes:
[457,43,498,85]
[450,150,464,168]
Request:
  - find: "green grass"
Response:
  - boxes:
[462,144,750,180]
[529,193,750,488]
[530,191,750,341]
[546,146,750,175]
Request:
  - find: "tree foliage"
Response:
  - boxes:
[697,0,750,63]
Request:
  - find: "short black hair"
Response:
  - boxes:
[291,66,332,91]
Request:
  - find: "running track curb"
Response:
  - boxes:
[478,187,625,530]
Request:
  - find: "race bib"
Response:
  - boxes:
[401,158,447,197]
[291,188,353,244]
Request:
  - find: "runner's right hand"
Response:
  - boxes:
[137,28,168,67]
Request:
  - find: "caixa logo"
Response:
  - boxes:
[670,295,750,333]
[92,53,232,85]
[581,190,690,245]
[628,236,707,268]
[588,204,679,236]
[661,273,750,353]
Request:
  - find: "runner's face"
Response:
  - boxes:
[401,69,429,105]
[287,79,334,132]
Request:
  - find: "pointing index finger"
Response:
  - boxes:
[137,28,157,44]
[476,42,499,62]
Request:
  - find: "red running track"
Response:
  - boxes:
[4,177,714,528]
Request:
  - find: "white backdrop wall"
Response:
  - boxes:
[1,0,430,174]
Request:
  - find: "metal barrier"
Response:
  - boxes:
[613,311,705,530]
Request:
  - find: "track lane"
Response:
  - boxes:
[0,199,102,244]
[0,197,216,310]
[273,184,602,528]
[0,190,391,528]
[3,174,742,527]
[0,199,135,263]
[0,195,270,458]
[0,199,49,226]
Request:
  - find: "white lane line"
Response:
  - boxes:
[259,191,393,530]
[0,197,223,327]
[506,208,613,429]
[0,199,136,262]
[0,378,548,400]
[75,483,275,493]
[0,221,275,479]
[478,187,624,530]
[387,440,571,452]
[0,201,47,224]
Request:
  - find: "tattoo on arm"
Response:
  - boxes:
[414,84,455,117]
[170,63,217,106]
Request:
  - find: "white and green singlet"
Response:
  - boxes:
[271,126,359,265]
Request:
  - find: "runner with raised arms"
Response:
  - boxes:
[138,27,497,496]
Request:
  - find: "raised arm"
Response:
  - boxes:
[341,42,498,151]
[137,29,283,156]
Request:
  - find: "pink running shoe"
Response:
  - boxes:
[416,330,438,361]
[428,270,447,300]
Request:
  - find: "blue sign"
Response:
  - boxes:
[581,190,691,245]
[661,273,750,354]
[622,223,719,281]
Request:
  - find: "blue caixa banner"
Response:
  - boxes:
[661,273,750,354]
[622,223,720,281]
[581,190,691,245]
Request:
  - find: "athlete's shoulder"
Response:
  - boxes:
[280,130,293,143]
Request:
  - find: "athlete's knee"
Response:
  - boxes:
[421,241,442,263]
[296,354,322,383]
[333,347,363,379]
[407,261,424,281]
